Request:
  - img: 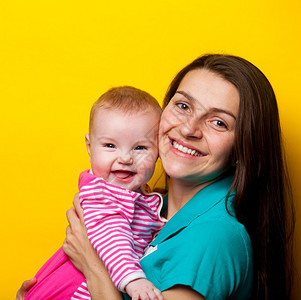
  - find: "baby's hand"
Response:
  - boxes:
[125,278,163,300]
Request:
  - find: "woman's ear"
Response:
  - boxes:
[85,134,91,161]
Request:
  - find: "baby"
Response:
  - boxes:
[25,86,165,300]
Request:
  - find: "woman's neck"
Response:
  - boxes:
[166,178,213,220]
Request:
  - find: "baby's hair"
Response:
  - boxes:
[89,86,162,134]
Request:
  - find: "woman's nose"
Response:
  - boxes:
[117,153,133,165]
[179,116,203,139]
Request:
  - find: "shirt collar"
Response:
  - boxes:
[150,175,234,246]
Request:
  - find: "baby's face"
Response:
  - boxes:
[86,107,160,192]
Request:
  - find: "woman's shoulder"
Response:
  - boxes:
[177,216,252,299]
[170,207,253,275]
[187,212,251,251]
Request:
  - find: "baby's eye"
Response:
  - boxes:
[104,143,116,148]
[135,145,147,150]
[176,102,190,111]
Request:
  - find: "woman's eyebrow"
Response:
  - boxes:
[176,90,236,120]
[208,108,237,120]
[175,90,197,103]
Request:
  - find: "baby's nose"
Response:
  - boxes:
[117,153,133,165]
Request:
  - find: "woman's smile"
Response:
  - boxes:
[159,68,239,183]
[169,137,205,157]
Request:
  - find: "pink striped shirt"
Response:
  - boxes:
[78,170,165,292]
[25,171,165,300]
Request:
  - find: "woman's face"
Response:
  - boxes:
[159,68,239,184]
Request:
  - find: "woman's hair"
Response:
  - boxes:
[163,54,295,299]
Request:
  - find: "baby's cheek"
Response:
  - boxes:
[91,160,109,179]
[143,160,157,181]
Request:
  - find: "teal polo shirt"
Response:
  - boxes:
[123,176,253,299]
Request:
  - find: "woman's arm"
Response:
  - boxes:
[62,193,122,300]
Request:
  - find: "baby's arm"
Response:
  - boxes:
[79,176,163,298]
[82,207,163,299]
[126,278,163,300]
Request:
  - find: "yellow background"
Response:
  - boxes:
[1,0,300,298]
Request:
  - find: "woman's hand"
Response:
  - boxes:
[62,193,94,275]
[16,277,37,300]
[63,193,122,300]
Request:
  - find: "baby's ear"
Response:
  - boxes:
[85,134,91,159]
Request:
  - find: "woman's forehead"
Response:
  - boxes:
[174,69,240,117]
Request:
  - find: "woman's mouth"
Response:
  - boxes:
[171,139,203,157]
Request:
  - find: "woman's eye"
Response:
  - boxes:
[135,145,146,150]
[176,102,190,111]
[212,120,227,128]
[104,144,115,148]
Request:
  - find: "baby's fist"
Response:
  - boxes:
[125,278,163,300]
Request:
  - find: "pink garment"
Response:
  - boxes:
[79,170,164,291]
[24,247,85,299]
[25,170,164,299]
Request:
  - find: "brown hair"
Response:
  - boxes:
[90,86,162,133]
[164,54,295,299]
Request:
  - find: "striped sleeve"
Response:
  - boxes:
[79,175,146,291]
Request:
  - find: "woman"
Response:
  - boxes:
[17,54,294,300]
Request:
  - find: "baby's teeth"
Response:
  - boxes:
[178,144,183,151]
[182,147,188,153]
[191,150,196,155]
